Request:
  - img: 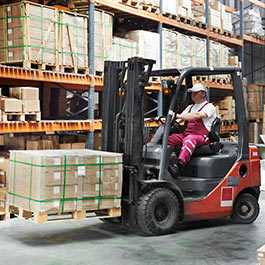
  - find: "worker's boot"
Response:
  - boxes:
[168,159,184,178]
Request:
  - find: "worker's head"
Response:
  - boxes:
[187,83,207,103]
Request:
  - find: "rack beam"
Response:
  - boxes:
[243,34,265,46]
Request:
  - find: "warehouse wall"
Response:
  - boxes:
[244,42,265,83]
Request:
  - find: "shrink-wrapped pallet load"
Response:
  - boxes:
[110,37,137,61]
[162,0,177,16]
[209,41,221,67]
[0,1,58,69]
[178,33,192,68]
[94,10,113,72]
[162,29,178,69]
[192,37,206,67]
[7,149,123,215]
[120,30,160,69]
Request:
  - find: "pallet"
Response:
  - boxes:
[162,12,177,20]
[209,26,222,34]
[139,3,159,14]
[177,15,194,26]
[0,211,7,221]
[13,207,121,224]
[194,20,207,29]
[95,70,104,77]
[119,0,139,8]
[221,120,237,127]
[193,76,207,82]
[59,66,89,75]
[1,112,41,122]
[0,61,59,72]
[223,30,233,38]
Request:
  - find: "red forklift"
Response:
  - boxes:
[101,57,261,235]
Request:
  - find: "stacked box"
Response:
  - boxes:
[247,84,265,121]
[192,4,206,23]
[59,142,86,149]
[0,152,10,188]
[209,41,221,67]
[0,1,58,68]
[120,30,160,70]
[209,8,221,29]
[94,10,113,72]
[177,0,193,19]
[216,96,235,120]
[0,187,7,212]
[162,28,178,69]
[162,0,176,15]
[178,33,192,68]
[110,37,137,61]
[7,149,123,214]
[192,37,206,67]
[9,87,40,112]
[58,10,88,70]
[0,96,22,112]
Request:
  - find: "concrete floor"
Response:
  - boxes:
[0,192,265,265]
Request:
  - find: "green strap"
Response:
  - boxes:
[8,192,121,203]
[12,153,17,205]
[98,156,102,209]
[61,155,67,212]
[4,5,7,62]
[29,156,33,211]
[22,0,25,61]
[9,159,122,167]
[41,5,44,64]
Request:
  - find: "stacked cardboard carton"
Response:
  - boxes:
[59,142,86,149]
[0,1,88,72]
[94,10,113,73]
[216,96,235,121]
[7,149,123,214]
[119,30,160,70]
[110,37,137,62]
[162,0,177,16]
[176,0,193,18]
[0,1,58,69]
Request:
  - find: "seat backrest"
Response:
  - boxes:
[209,117,221,142]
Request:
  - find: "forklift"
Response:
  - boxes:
[101,57,261,236]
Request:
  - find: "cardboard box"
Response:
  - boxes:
[1,97,22,112]
[71,142,86,149]
[0,135,4,146]
[10,87,39,100]
[7,149,123,214]
[0,171,6,187]
[22,100,40,112]
[4,135,25,150]
[59,143,72,149]
[26,140,40,150]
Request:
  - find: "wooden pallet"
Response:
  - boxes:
[0,61,59,72]
[194,20,207,29]
[221,120,237,128]
[177,15,194,26]
[119,0,139,8]
[162,12,177,20]
[139,3,159,14]
[210,26,222,35]
[1,112,41,122]
[59,66,89,75]
[193,76,207,82]
[13,207,121,224]
[95,70,104,77]
[223,30,233,38]
[0,211,7,221]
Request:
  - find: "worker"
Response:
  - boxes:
[168,83,216,176]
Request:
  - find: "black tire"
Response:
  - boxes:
[231,193,260,224]
[137,188,180,235]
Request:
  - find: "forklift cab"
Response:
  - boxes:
[102,57,261,236]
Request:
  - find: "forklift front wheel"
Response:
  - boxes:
[231,193,260,224]
[137,188,180,235]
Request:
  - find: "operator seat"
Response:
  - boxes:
[193,116,221,156]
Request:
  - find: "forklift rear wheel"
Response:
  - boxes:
[137,188,180,235]
[231,193,259,224]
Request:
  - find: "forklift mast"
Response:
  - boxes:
[102,57,155,226]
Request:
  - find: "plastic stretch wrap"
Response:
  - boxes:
[162,29,178,69]
[192,37,206,67]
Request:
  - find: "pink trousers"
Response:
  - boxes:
[168,133,209,164]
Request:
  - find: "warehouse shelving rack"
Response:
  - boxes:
[0,0,264,142]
